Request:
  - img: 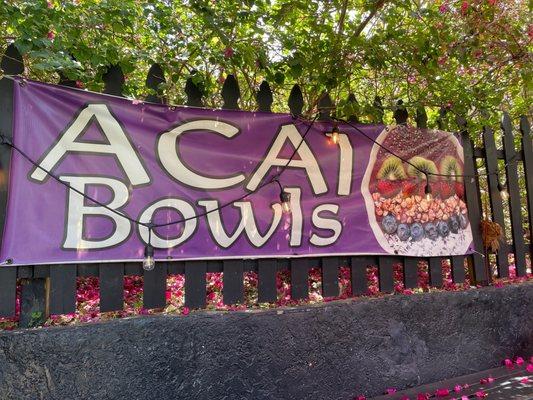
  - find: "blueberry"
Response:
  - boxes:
[381,214,398,234]
[448,214,460,234]
[459,213,469,229]
[410,222,424,241]
[424,222,438,240]
[397,223,410,241]
[437,221,450,237]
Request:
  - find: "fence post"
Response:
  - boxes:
[501,113,526,276]
[221,74,240,110]
[185,74,204,107]
[482,124,509,277]
[288,84,303,116]
[346,93,359,123]
[457,116,487,283]
[393,99,408,125]
[145,63,166,104]
[317,91,333,120]
[256,80,273,112]
[519,116,533,260]
[372,96,384,123]
[0,44,21,318]
[415,106,428,129]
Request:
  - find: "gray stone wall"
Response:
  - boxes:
[0,282,531,400]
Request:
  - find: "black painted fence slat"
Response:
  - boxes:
[49,264,77,315]
[350,256,373,295]
[520,116,533,259]
[33,265,50,279]
[258,259,277,303]
[459,122,487,283]
[0,266,16,317]
[321,257,339,298]
[221,75,240,110]
[143,262,167,309]
[124,262,143,276]
[451,256,465,284]
[99,263,124,312]
[167,261,185,275]
[290,259,308,300]
[0,45,21,257]
[184,261,206,309]
[428,258,443,287]
[501,113,527,276]
[403,258,418,289]
[482,126,509,276]
[223,260,244,305]
[77,263,99,277]
[17,266,33,278]
[378,257,395,293]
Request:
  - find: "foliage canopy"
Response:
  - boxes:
[0,0,531,130]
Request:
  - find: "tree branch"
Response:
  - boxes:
[353,0,387,38]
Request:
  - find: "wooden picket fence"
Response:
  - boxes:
[0,44,531,326]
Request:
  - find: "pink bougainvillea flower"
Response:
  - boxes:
[417,393,430,400]
[461,396,469,400]
[460,1,468,15]
[353,396,366,400]
[438,3,449,14]
[47,31,55,40]
[400,396,410,400]
[480,376,494,384]
[504,358,514,368]
[526,363,533,373]
[436,388,450,397]
[182,307,190,316]
[454,385,462,392]
[224,47,234,58]
[475,390,487,398]
[385,388,397,395]
[520,377,530,384]
[515,356,524,366]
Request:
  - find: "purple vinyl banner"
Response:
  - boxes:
[0,79,473,266]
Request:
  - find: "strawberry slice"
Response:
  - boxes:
[455,182,465,199]
[401,179,417,197]
[437,180,455,199]
[377,180,401,198]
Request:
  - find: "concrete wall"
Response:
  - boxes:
[0,282,531,400]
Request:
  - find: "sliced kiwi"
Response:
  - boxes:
[440,156,463,182]
[377,156,406,181]
[406,156,438,180]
